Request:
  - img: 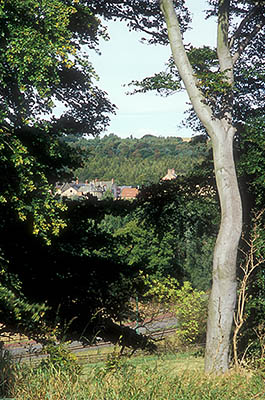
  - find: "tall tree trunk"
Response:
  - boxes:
[204,127,242,373]
[160,0,243,373]
[204,0,242,372]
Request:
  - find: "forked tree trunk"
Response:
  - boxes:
[160,0,243,373]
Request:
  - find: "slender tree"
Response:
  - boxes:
[158,0,264,373]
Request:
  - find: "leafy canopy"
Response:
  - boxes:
[0,0,115,134]
[0,0,115,338]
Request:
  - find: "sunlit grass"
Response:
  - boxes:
[8,349,265,400]
[83,349,204,375]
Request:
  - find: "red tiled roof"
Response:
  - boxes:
[121,188,139,199]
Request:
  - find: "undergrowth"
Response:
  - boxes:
[3,345,264,400]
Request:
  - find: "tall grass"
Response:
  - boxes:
[0,342,15,398]
[8,351,265,400]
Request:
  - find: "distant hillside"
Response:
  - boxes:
[64,133,211,186]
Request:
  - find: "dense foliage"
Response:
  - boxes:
[0,0,115,339]
[0,0,215,344]
[67,133,210,185]
[0,0,263,367]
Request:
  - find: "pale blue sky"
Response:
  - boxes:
[89,1,217,139]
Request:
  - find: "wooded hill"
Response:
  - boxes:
[64,133,211,186]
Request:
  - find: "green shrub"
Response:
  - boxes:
[174,281,208,345]
[141,274,208,346]
[11,342,83,399]
[39,341,82,378]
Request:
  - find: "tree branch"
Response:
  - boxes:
[160,0,219,137]
[216,0,235,126]
[217,0,233,78]
[232,16,265,65]
[233,209,264,369]
[229,6,261,48]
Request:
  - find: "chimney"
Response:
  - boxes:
[76,177,79,184]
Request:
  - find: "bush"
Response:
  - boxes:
[39,342,82,378]
[140,275,208,346]
[174,281,208,345]
[11,342,83,399]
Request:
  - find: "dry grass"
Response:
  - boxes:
[7,350,265,400]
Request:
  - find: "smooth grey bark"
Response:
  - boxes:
[160,0,243,373]
[205,129,242,373]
